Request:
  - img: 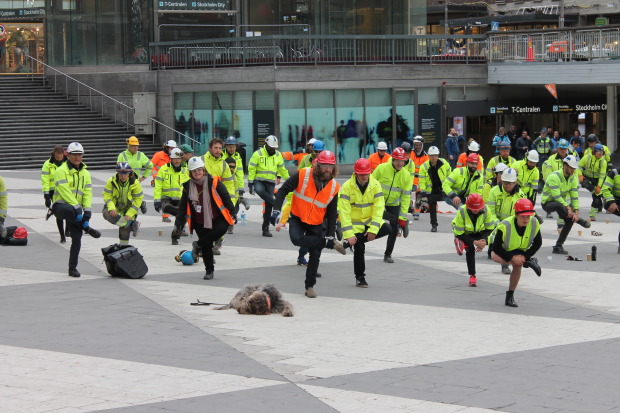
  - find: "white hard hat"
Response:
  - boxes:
[377,141,388,150]
[502,168,518,183]
[170,148,183,159]
[265,135,278,148]
[527,150,539,163]
[165,140,177,148]
[427,146,440,156]
[67,142,84,154]
[307,138,317,145]
[187,156,205,171]
[413,136,423,143]
[468,141,480,152]
[563,155,579,169]
[493,162,508,174]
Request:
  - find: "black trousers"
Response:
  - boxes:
[542,201,574,246]
[353,222,392,278]
[427,192,443,227]
[255,180,276,230]
[383,205,401,257]
[459,232,487,276]
[52,203,83,270]
[288,215,325,288]
[581,176,603,211]
[194,217,229,273]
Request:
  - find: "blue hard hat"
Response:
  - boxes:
[593,143,604,153]
[498,142,511,150]
[116,162,132,173]
[225,136,237,145]
[312,140,325,151]
[558,139,569,149]
[175,250,195,265]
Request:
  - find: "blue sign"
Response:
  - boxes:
[491,22,499,31]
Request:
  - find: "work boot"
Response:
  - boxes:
[383,255,394,263]
[262,228,273,237]
[84,226,101,238]
[297,256,308,266]
[552,245,568,254]
[501,264,511,274]
[240,197,251,210]
[140,202,147,214]
[213,240,222,255]
[577,218,591,228]
[316,272,322,278]
[68,268,81,278]
[162,216,171,223]
[402,225,409,238]
[227,225,234,234]
[331,239,346,255]
[431,225,438,233]
[468,275,477,287]
[192,241,203,257]
[203,271,214,280]
[305,287,317,298]
[356,276,369,288]
[523,257,542,276]
[505,291,518,307]
[130,220,140,237]
[181,229,189,236]
[172,238,179,245]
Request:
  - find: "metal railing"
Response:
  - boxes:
[148,118,200,152]
[149,34,487,70]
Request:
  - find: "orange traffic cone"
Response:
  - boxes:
[527,37,535,62]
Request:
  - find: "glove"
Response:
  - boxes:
[595,186,601,195]
[398,219,407,228]
[150,180,155,187]
[82,220,90,229]
[75,207,83,223]
[238,189,245,196]
[83,211,92,222]
[154,201,162,213]
[44,193,52,208]
[325,236,335,249]
[248,183,255,195]
[270,210,281,226]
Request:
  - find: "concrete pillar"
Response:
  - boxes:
[607,85,617,152]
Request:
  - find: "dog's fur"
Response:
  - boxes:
[216,284,294,317]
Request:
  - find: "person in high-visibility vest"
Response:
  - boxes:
[491,198,542,308]
[150,140,177,222]
[443,153,484,210]
[298,140,324,169]
[42,145,68,243]
[541,155,591,255]
[179,144,194,165]
[102,162,143,245]
[532,128,553,169]
[410,136,429,221]
[248,135,290,237]
[485,142,515,182]
[418,145,451,232]
[339,158,390,289]
[579,143,608,221]
[224,137,251,215]
[52,142,101,278]
[452,193,498,288]
[482,162,507,202]
[602,167,620,254]
[541,139,572,225]
[583,134,611,163]
[456,140,484,171]
[175,157,235,281]
[272,150,344,298]
[367,141,391,171]
[118,136,153,215]
[154,148,189,245]
[372,147,413,263]
[513,150,540,204]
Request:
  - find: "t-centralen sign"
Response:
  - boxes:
[157,1,232,11]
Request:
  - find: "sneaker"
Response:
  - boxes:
[552,245,568,255]
[297,256,309,266]
[431,225,438,233]
[469,275,477,287]
[356,277,369,288]
[402,225,409,238]
[131,220,140,237]
[501,264,511,274]
[577,218,591,228]
[192,241,203,257]
[454,238,465,256]
[524,257,542,277]
[162,216,171,223]
[172,238,179,245]
[383,255,394,263]
[84,226,101,239]
[262,228,273,237]
[68,268,81,278]
[140,203,147,214]
[213,244,221,255]
[203,271,214,280]
[240,197,251,210]
[181,230,189,236]
[332,239,346,255]
[305,287,317,298]
[227,225,234,234]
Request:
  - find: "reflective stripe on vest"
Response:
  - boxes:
[501,216,539,251]
[212,176,234,226]
[291,168,339,225]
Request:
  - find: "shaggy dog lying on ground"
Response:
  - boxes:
[216,284,294,317]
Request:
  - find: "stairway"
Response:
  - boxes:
[0,75,161,170]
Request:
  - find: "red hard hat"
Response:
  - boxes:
[13,227,28,239]
[354,158,372,174]
[316,150,336,165]
[466,193,485,212]
[514,198,536,216]
[391,147,408,161]
[466,153,480,164]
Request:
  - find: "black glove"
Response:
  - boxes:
[44,193,52,208]
[154,201,162,213]
[325,236,335,249]
[248,183,255,195]
[270,210,281,226]
[83,210,92,222]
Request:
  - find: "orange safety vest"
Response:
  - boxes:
[186,176,234,234]
[291,167,340,225]
[410,151,429,186]
[151,151,171,177]
[282,151,309,163]
[368,152,391,171]
[456,152,484,171]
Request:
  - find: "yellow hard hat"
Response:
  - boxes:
[126,136,140,146]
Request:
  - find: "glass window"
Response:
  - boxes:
[395,90,415,146]
[253,91,275,166]
[336,89,364,163]
[213,91,233,140]
[365,88,393,154]
[306,90,335,153]
[233,91,253,149]
[174,92,193,148]
[193,92,212,154]
[279,90,305,154]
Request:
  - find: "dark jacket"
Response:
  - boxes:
[175,174,235,230]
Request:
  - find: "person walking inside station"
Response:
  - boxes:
[52,142,101,278]
[372,147,412,263]
[102,162,143,245]
[117,136,152,215]
[541,155,591,255]
[42,145,68,243]
[367,141,391,171]
[339,158,390,288]
[491,198,542,307]
[452,193,498,287]
[175,157,235,280]
[272,150,344,298]
[579,143,608,221]
[418,145,451,232]
[151,140,177,222]
[154,148,188,245]
[248,135,289,238]
[443,153,484,210]
[602,167,620,254]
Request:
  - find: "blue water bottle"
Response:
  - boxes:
[241,210,246,226]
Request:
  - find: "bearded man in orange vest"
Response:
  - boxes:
[272,150,345,298]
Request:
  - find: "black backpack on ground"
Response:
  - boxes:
[101,244,148,279]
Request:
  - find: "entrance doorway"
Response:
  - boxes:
[0,22,44,73]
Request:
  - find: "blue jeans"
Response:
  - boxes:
[254,180,276,230]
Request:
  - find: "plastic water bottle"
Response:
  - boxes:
[240,210,246,226]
